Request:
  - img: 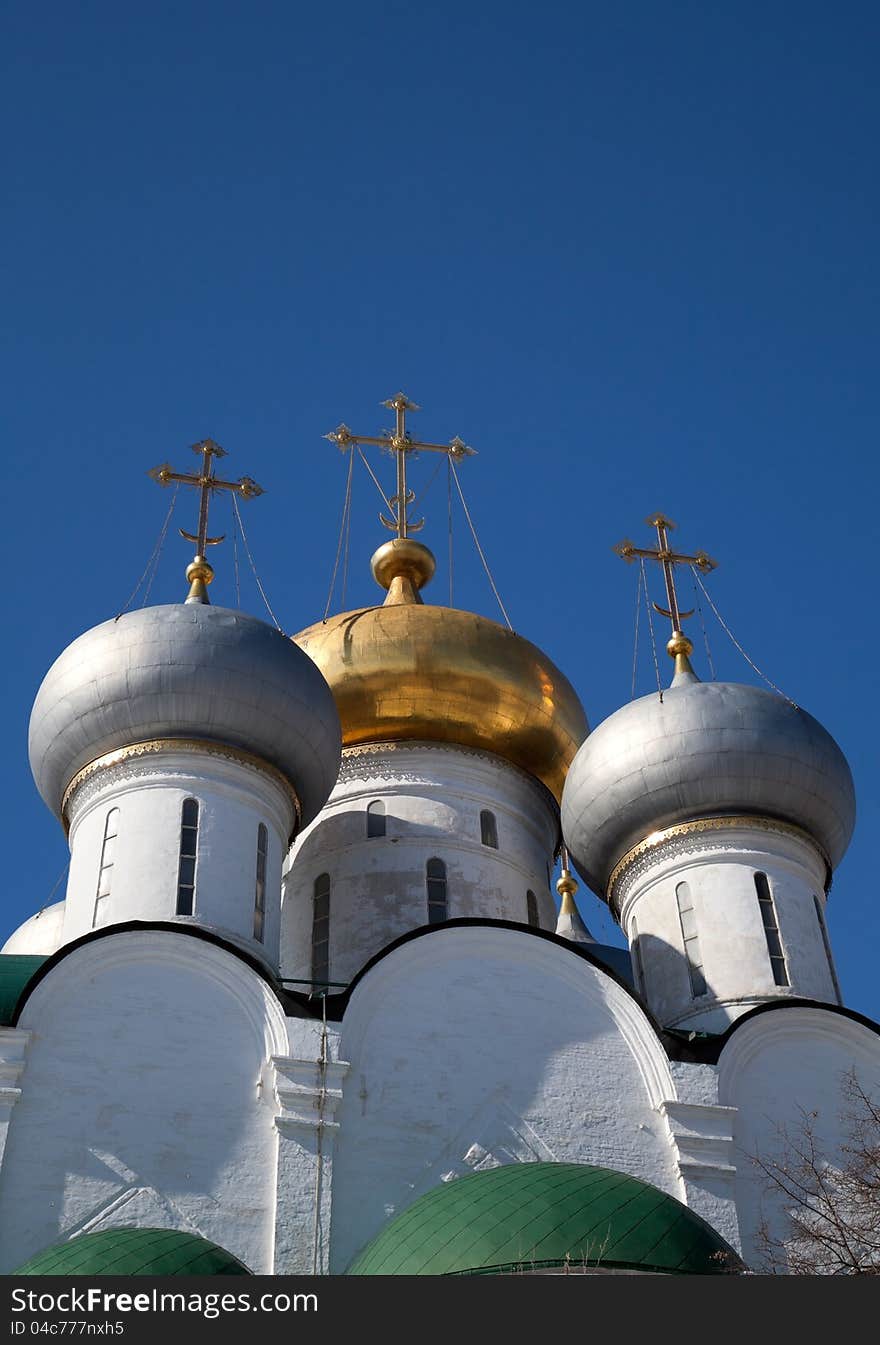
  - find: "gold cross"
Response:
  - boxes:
[324,393,475,539]
[614,513,716,654]
[148,439,263,600]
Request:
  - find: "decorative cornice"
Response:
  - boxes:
[608,815,830,913]
[272,1056,349,1136]
[62,738,301,834]
[338,739,558,809]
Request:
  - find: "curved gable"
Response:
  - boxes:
[329,923,679,1272]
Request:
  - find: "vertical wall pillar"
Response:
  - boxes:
[271,1050,350,1274]
[0,1031,30,1176]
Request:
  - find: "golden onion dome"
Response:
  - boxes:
[293,538,588,803]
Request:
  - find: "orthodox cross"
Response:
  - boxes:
[325,393,475,538]
[148,439,263,601]
[148,439,264,558]
[614,513,716,645]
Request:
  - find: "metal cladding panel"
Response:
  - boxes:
[561,680,855,897]
[346,1161,738,1275]
[29,604,342,827]
[15,1227,251,1275]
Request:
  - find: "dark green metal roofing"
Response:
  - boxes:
[15,1228,252,1276]
[0,956,47,1025]
[347,1162,740,1276]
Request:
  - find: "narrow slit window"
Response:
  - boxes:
[366,799,386,838]
[253,823,268,943]
[426,858,447,924]
[480,810,498,849]
[675,881,707,998]
[92,807,120,928]
[176,798,199,916]
[526,890,539,928]
[814,894,841,1003]
[755,872,789,987]
[312,873,330,986]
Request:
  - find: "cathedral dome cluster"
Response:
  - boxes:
[29,603,342,829]
[561,676,856,898]
[294,538,588,803]
[3,407,871,1280]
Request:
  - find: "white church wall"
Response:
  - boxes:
[718,1006,880,1269]
[615,822,838,1031]
[328,924,683,1273]
[0,931,289,1274]
[62,750,294,968]
[272,1017,348,1274]
[281,742,559,989]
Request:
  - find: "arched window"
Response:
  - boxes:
[814,894,842,1004]
[426,858,447,924]
[176,798,199,916]
[253,824,268,943]
[675,880,706,998]
[526,890,539,928]
[480,810,498,849]
[755,872,788,987]
[367,799,386,838]
[92,807,119,928]
[312,873,331,986]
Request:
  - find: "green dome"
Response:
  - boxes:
[15,1228,252,1276]
[347,1162,739,1276]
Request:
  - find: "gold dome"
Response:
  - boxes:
[293,541,588,803]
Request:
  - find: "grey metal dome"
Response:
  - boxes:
[561,677,855,898]
[29,604,342,827]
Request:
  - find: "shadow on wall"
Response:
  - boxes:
[629,928,719,1027]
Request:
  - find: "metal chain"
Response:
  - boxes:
[115,483,179,620]
[447,455,454,606]
[449,458,513,630]
[641,557,663,702]
[323,446,355,620]
[232,493,284,632]
[356,446,395,516]
[631,560,643,700]
[692,571,716,679]
[690,566,796,706]
[341,466,352,611]
[231,492,242,609]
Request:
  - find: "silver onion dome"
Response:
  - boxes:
[29,604,342,828]
[561,677,856,898]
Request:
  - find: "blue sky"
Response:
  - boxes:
[3,2,878,1017]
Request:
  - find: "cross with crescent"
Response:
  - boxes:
[614,513,717,653]
[324,393,475,539]
[149,439,263,557]
[148,439,264,600]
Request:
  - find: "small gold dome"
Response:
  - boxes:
[293,545,588,803]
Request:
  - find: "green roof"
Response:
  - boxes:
[0,955,47,1024]
[347,1162,740,1276]
[15,1228,252,1276]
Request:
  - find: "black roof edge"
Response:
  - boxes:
[663,996,880,1065]
[280,917,665,1034]
[11,920,288,1026]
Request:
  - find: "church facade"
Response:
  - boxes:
[2,428,878,1277]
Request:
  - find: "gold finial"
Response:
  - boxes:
[556,847,580,916]
[554,845,593,943]
[370,537,436,606]
[613,513,716,677]
[148,439,264,603]
[324,392,475,546]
